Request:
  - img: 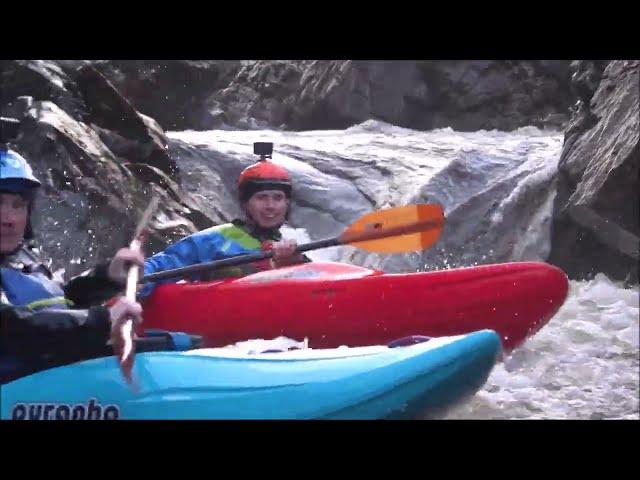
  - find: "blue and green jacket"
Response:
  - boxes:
[141,219,308,297]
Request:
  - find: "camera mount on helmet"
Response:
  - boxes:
[0,117,21,152]
[253,142,273,160]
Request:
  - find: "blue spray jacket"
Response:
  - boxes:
[141,221,272,298]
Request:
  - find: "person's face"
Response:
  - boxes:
[244,190,288,229]
[0,192,29,254]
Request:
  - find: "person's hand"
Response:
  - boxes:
[108,296,143,385]
[107,247,145,284]
[271,239,299,268]
[108,297,143,334]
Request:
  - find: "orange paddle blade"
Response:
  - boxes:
[340,204,445,254]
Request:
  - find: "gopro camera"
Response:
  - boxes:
[0,117,21,147]
[253,142,273,157]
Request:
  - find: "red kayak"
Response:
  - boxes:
[142,261,569,352]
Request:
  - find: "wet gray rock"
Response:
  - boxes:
[548,60,639,283]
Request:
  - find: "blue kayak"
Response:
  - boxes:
[1,329,500,420]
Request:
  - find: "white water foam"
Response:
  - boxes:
[443,274,639,419]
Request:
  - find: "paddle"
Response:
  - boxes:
[139,203,445,284]
[112,195,160,385]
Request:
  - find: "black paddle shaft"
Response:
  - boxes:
[139,237,340,284]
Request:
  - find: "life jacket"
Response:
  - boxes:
[0,245,72,384]
[0,245,71,311]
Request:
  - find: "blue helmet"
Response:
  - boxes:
[0,148,41,193]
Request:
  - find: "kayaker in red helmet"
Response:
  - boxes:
[140,142,308,297]
[0,120,145,384]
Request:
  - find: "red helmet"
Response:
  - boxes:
[238,158,292,203]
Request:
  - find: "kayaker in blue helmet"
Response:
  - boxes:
[140,142,309,297]
[0,144,145,384]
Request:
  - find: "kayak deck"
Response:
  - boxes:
[143,261,569,351]
[2,330,501,420]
